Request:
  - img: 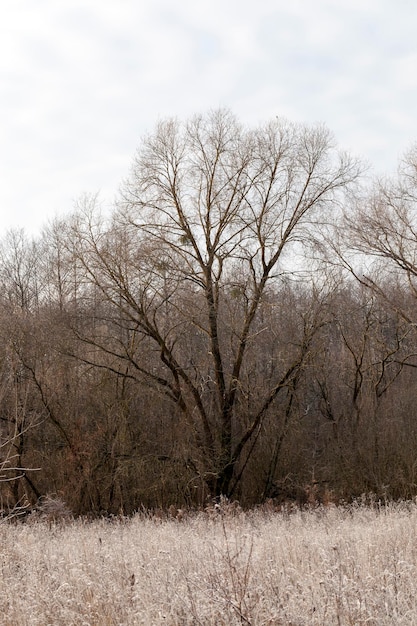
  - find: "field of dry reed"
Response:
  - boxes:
[1,499,417,625]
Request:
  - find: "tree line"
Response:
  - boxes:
[1,109,417,515]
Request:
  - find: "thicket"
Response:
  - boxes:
[1,110,417,515]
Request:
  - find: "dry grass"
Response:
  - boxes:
[1,500,417,625]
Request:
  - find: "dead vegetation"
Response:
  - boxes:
[1,500,417,624]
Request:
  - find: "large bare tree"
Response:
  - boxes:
[70,110,361,498]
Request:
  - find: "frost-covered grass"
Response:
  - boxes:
[1,500,417,625]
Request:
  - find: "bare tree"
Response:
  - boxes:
[0,229,41,311]
[345,146,417,313]
[69,110,361,499]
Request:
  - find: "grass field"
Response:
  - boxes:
[1,499,417,625]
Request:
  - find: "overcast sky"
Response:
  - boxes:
[1,0,417,235]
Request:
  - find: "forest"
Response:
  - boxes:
[2,109,417,515]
